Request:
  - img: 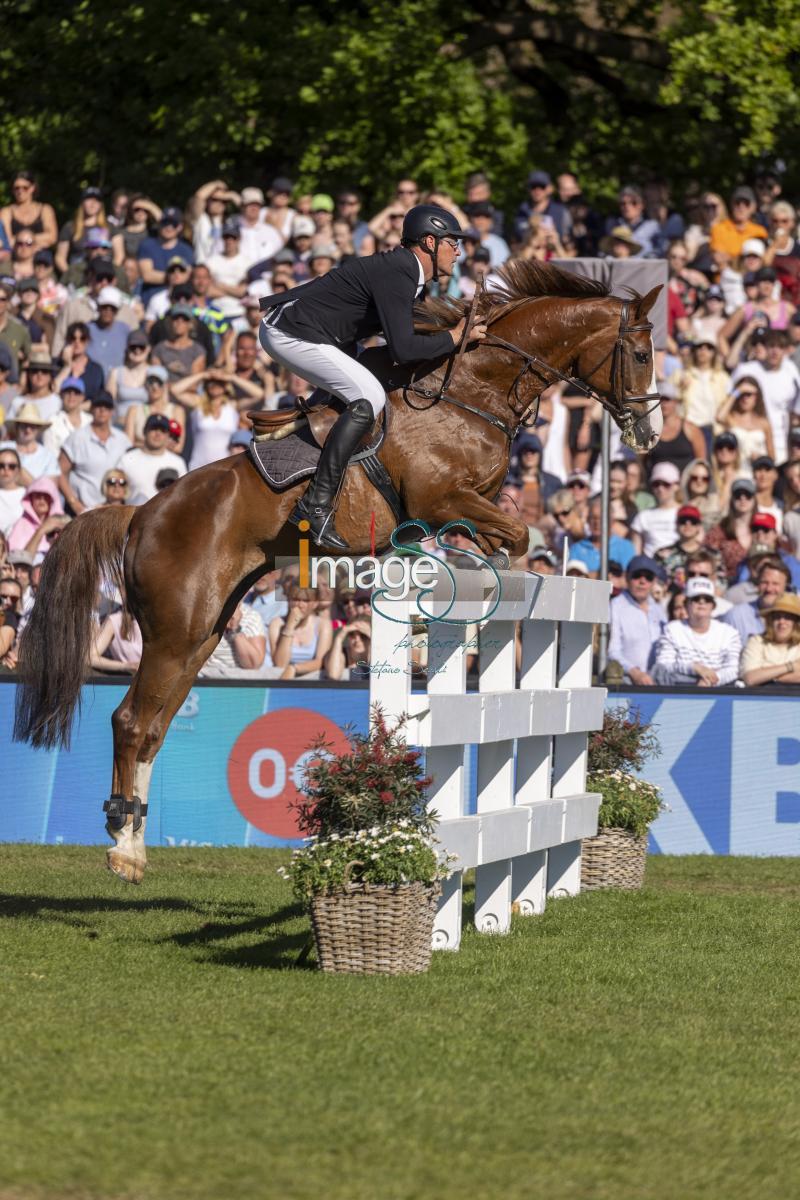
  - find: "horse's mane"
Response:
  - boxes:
[415,258,614,333]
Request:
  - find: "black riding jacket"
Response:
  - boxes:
[262,247,455,366]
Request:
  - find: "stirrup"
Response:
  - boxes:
[290,500,350,551]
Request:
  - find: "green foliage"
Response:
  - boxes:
[280,822,450,900]
[295,705,434,839]
[588,705,661,775]
[588,768,665,837]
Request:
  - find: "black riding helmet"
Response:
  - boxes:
[401,204,464,283]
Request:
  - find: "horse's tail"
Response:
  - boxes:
[13,505,136,750]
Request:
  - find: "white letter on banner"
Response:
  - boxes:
[646,699,715,854]
[730,701,800,854]
[248,749,286,799]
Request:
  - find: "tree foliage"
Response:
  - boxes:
[0,0,798,215]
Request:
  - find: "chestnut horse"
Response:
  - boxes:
[14,260,662,883]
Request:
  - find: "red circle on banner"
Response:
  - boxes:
[227,707,351,838]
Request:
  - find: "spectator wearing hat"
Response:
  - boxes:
[570,495,636,576]
[748,455,783,526]
[136,207,194,305]
[0,447,25,535]
[308,243,338,279]
[731,330,800,464]
[0,172,58,254]
[721,556,791,644]
[5,403,58,484]
[528,547,557,576]
[289,214,316,266]
[116,413,186,500]
[630,462,682,556]
[706,476,765,583]
[463,202,509,267]
[7,474,65,558]
[106,328,151,422]
[206,222,250,317]
[55,187,123,274]
[656,504,707,586]
[0,280,31,382]
[672,338,730,451]
[59,391,131,512]
[155,467,180,492]
[514,171,571,244]
[731,511,800,589]
[716,376,775,467]
[510,431,561,501]
[123,365,184,451]
[152,304,206,385]
[653,576,741,687]
[264,177,296,241]
[52,258,137,357]
[187,179,239,264]
[689,284,727,346]
[86,286,131,380]
[228,429,251,455]
[598,225,643,260]
[31,249,67,316]
[144,256,193,325]
[7,349,61,422]
[238,188,283,268]
[740,592,800,686]
[42,376,91,457]
[710,429,746,510]
[324,616,372,682]
[61,227,122,290]
[171,369,239,470]
[710,187,766,259]
[607,555,667,685]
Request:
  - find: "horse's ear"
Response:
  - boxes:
[633,286,662,321]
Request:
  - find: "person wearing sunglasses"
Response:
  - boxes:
[679,457,720,528]
[716,377,775,467]
[259,203,487,550]
[655,503,708,587]
[100,469,130,506]
[0,575,22,671]
[607,554,668,686]
[653,576,741,687]
[630,461,683,556]
[0,449,24,532]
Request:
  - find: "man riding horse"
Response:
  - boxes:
[259,204,487,551]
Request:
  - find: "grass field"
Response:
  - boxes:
[1,847,799,1200]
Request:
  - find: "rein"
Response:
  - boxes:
[403,297,661,442]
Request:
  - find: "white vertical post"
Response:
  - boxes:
[549,621,594,897]
[369,596,411,726]
[427,622,469,951]
[474,620,516,934]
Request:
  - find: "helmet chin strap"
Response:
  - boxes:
[421,236,439,285]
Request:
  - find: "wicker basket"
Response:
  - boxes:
[310,878,441,975]
[581,826,648,892]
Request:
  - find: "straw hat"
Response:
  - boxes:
[765,594,800,620]
[7,401,52,427]
[600,225,643,255]
[26,348,57,372]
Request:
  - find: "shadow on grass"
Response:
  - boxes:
[0,893,215,924]
[164,900,316,972]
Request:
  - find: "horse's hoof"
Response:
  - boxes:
[487,549,511,571]
[106,848,145,884]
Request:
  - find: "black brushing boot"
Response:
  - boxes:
[289,398,375,551]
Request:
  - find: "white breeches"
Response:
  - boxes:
[259,318,386,418]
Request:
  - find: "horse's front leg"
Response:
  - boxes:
[423,488,529,568]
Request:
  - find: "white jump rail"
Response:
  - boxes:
[368,567,609,951]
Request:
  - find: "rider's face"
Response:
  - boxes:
[423,235,461,278]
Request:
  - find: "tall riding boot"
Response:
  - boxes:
[289,398,375,551]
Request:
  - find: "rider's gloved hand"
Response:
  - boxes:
[450,319,488,347]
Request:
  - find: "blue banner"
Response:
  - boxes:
[2,682,798,855]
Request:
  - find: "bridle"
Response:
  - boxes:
[403,296,661,443]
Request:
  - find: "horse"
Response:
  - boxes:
[14,259,662,884]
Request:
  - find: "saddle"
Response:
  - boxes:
[246,347,417,522]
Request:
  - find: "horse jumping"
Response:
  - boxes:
[14,260,662,884]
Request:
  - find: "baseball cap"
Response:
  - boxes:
[160,207,183,226]
[311,193,335,213]
[272,248,297,265]
[677,504,702,522]
[714,431,739,450]
[685,576,716,605]
[90,390,115,409]
[126,328,148,348]
[472,246,491,264]
[60,375,85,395]
[741,238,766,257]
[33,249,53,267]
[731,186,757,205]
[565,559,589,576]
[752,455,776,470]
[705,284,724,300]
[527,170,551,188]
[82,186,103,201]
[751,511,777,531]
[649,462,681,485]
[229,429,252,449]
[743,271,759,287]
[567,469,591,487]
[155,468,179,488]
[755,266,778,283]
[626,554,666,581]
[89,257,115,280]
[466,201,494,219]
[166,255,191,269]
[221,221,241,239]
[731,476,756,496]
[9,550,35,568]
[18,276,39,293]
[0,280,15,299]
[96,285,122,309]
[169,303,194,320]
[241,187,265,206]
[271,176,293,194]
[291,215,316,238]
[145,365,168,383]
[144,414,171,433]
[529,548,557,567]
[309,243,337,262]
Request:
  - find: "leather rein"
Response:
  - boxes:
[403,297,661,443]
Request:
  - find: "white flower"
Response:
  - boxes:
[370,853,379,860]
[322,859,332,868]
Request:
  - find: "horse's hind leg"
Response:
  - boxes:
[107,636,215,883]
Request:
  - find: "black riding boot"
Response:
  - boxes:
[289,398,375,551]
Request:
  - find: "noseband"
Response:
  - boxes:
[404,297,661,441]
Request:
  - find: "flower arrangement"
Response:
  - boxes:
[587,706,666,835]
[281,706,452,902]
[588,769,665,838]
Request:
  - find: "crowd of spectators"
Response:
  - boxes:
[1,165,800,687]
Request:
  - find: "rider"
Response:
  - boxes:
[259,204,487,550]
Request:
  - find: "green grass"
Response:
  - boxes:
[1,848,800,1200]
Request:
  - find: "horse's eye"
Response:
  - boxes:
[634,351,649,364]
